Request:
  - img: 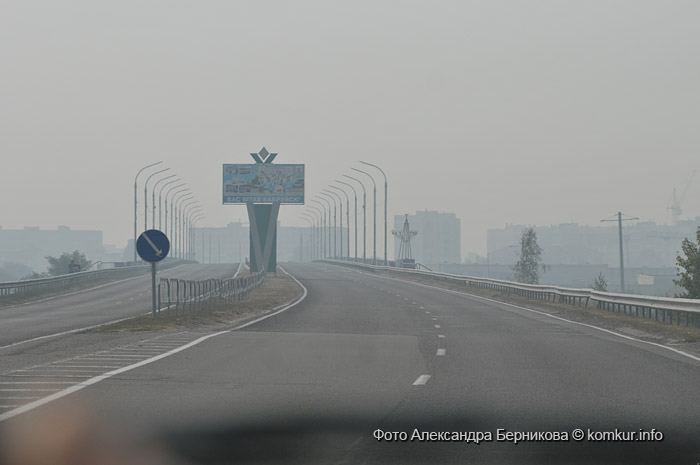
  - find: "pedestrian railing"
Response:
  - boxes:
[157,268,265,316]
[321,259,700,328]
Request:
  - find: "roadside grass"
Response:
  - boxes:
[374,268,700,344]
[94,268,302,332]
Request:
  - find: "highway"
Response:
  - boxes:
[2,262,696,463]
[0,263,238,349]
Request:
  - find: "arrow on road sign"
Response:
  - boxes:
[140,232,163,256]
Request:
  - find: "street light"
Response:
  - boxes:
[173,193,194,258]
[330,185,350,260]
[300,215,314,262]
[184,205,202,260]
[157,178,181,231]
[165,186,188,236]
[134,161,162,261]
[305,209,322,260]
[323,189,343,260]
[180,200,199,259]
[312,198,331,258]
[318,192,337,258]
[144,168,170,231]
[343,175,366,263]
[360,161,388,266]
[351,168,376,265]
[152,174,177,229]
[191,214,205,261]
[307,205,325,259]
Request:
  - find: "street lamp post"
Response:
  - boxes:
[323,189,343,260]
[151,174,176,229]
[182,202,199,260]
[166,186,188,236]
[360,162,388,266]
[330,185,350,260]
[343,175,366,263]
[300,215,314,261]
[144,168,170,231]
[319,192,337,258]
[308,205,325,259]
[173,193,193,258]
[191,215,205,261]
[134,161,162,261]
[304,210,319,260]
[181,201,198,259]
[335,181,357,261]
[158,179,181,231]
[312,198,331,258]
[352,168,376,265]
[303,212,320,260]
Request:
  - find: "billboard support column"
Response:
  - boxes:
[247,202,280,275]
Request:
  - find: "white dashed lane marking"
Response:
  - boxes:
[437,349,446,356]
[413,375,431,386]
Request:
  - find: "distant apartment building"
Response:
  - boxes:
[487,218,700,268]
[0,225,105,273]
[393,210,461,266]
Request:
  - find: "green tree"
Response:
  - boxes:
[45,251,92,276]
[512,228,548,284]
[674,226,700,298]
[591,272,608,292]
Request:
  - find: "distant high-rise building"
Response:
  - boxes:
[487,218,700,268]
[0,225,105,272]
[393,211,461,266]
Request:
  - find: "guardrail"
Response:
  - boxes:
[0,259,189,297]
[321,259,700,328]
[157,268,266,316]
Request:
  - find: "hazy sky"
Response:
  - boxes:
[1,1,699,256]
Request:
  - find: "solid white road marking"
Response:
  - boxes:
[437,349,446,356]
[413,375,431,386]
[344,267,700,365]
[0,265,308,423]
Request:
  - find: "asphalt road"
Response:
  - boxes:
[3,262,700,463]
[0,263,238,348]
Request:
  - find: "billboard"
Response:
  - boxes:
[223,164,305,204]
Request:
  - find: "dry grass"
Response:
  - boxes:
[95,269,303,333]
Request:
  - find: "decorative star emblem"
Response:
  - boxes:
[250,147,278,164]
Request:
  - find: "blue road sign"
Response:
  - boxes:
[136,229,170,263]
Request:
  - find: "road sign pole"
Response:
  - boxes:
[151,262,157,317]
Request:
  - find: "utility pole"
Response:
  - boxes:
[601,212,638,293]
